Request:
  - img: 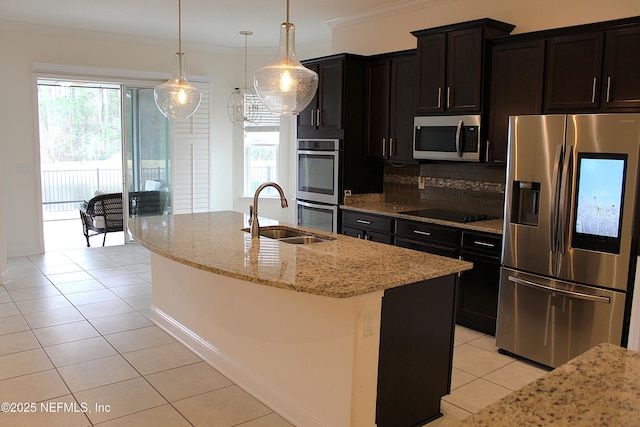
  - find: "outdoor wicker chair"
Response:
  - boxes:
[79,193,124,247]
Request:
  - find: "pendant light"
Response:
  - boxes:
[227,31,260,128]
[253,0,318,115]
[154,0,202,119]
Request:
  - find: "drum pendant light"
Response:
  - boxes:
[253,0,318,115]
[154,0,202,119]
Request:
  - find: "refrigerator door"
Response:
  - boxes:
[502,115,567,276]
[496,267,626,368]
[557,114,640,291]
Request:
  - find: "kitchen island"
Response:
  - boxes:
[461,343,640,426]
[129,211,472,427]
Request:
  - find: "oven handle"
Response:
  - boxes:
[297,150,339,155]
[296,200,338,211]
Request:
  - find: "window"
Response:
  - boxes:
[244,92,280,196]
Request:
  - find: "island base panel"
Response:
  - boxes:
[149,253,383,427]
[376,275,457,426]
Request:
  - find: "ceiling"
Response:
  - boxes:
[0,0,430,50]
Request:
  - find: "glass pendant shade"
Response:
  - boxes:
[254,23,318,115]
[154,52,202,119]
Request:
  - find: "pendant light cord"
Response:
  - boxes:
[285,0,290,64]
[178,0,184,77]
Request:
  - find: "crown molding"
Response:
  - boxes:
[0,20,234,54]
[326,0,461,29]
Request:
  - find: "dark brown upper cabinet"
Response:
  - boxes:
[601,26,640,110]
[412,19,515,115]
[298,60,343,132]
[298,54,369,141]
[366,50,418,162]
[544,22,640,112]
[487,39,545,163]
[544,32,604,111]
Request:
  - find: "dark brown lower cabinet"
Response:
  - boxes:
[376,275,456,426]
[457,232,502,335]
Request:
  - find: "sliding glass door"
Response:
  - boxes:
[123,86,171,242]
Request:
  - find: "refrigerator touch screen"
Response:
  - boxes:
[572,153,627,254]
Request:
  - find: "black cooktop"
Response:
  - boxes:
[400,208,490,223]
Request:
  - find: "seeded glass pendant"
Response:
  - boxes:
[154,0,202,119]
[155,52,202,119]
[253,1,318,115]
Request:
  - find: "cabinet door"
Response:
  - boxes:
[297,63,319,131]
[602,27,640,110]
[367,59,391,158]
[389,54,418,161]
[457,251,500,335]
[487,39,545,163]
[318,60,343,130]
[544,32,604,111]
[447,27,483,112]
[417,33,446,114]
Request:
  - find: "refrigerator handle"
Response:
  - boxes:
[549,145,563,254]
[558,145,574,254]
[508,276,611,303]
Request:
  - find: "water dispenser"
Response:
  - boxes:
[511,181,540,226]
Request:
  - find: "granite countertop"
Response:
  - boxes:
[129,211,472,299]
[461,343,640,426]
[340,202,504,235]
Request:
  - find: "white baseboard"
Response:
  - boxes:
[151,306,328,427]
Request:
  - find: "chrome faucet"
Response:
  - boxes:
[249,182,288,238]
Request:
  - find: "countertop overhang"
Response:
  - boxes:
[129,211,472,298]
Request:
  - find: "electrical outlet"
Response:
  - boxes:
[418,176,426,190]
[364,312,376,337]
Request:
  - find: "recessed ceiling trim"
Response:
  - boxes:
[326,0,461,29]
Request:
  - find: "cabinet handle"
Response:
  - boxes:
[390,138,395,156]
[316,109,321,127]
[437,87,442,109]
[606,76,612,103]
[356,219,372,225]
[474,240,496,248]
[591,77,597,104]
[447,87,452,109]
[364,235,370,240]
[311,109,315,127]
[413,230,431,236]
[382,138,387,157]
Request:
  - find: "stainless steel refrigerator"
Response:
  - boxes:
[496,113,640,368]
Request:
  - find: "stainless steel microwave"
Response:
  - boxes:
[413,115,483,161]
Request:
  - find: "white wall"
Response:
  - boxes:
[331,0,640,54]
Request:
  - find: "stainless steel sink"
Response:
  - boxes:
[241,226,333,244]
[276,236,328,244]
[258,227,306,239]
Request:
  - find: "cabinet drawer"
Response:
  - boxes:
[395,220,459,246]
[461,232,502,257]
[342,211,394,233]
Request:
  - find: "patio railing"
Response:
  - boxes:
[41,168,166,212]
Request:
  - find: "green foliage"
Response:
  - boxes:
[38,85,122,163]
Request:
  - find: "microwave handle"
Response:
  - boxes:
[455,120,463,158]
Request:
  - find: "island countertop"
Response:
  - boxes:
[129,210,472,298]
[461,343,640,426]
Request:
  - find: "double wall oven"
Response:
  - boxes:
[295,139,341,233]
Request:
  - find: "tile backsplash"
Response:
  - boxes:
[383,162,506,218]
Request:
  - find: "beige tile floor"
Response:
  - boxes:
[0,243,550,426]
